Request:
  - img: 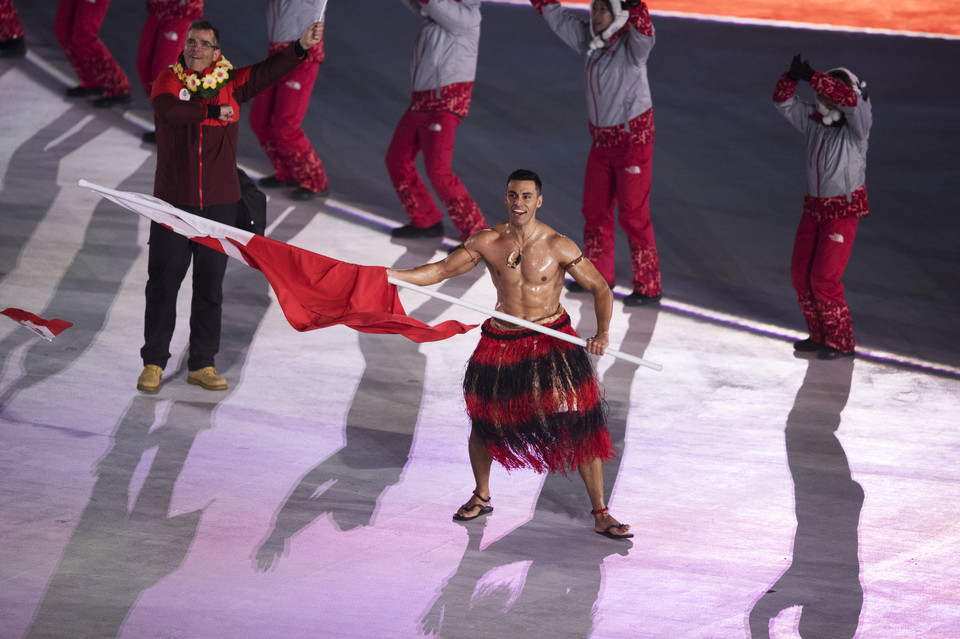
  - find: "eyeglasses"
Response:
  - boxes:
[186,38,218,51]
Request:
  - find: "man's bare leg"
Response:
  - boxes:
[455,430,494,519]
[577,456,632,537]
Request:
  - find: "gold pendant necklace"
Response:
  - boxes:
[506,223,537,269]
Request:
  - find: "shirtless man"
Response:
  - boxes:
[387,168,632,539]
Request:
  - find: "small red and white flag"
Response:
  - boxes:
[78,179,478,343]
[1,308,73,340]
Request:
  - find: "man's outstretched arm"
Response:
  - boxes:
[387,239,482,286]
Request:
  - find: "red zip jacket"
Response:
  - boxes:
[151,43,303,208]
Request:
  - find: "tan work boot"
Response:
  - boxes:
[187,366,228,391]
[137,365,163,393]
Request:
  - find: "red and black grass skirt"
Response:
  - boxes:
[463,311,613,474]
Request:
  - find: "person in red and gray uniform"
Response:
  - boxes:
[249,0,329,202]
[0,0,26,57]
[55,0,132,107]
[774,55,872,360]
[530,0,660,306]
[386,0,488,245]
[137,0,204,143]
[136,18,324,394]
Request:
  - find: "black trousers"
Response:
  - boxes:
[140,201,238,371]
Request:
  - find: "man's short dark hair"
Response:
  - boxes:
[188,20,220,47]
[507,169,542,194]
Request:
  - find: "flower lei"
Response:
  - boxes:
[172,55,233,100]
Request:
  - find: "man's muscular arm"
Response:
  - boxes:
[560,238,612,355]
[386,236,483,286]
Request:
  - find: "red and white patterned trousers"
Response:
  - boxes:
[385,109,487,241]
[791,213,860,352]
[581,141,661,295]
[136,13,193,96]
[55,0,131,98]
[0,0,24,41]
[249,43,328,194]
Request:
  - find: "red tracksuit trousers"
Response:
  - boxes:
[791,213,859,352]
[136,13,192,96]
[55,0,131,98]
[385,109,487,242]
[0,0,24,41]
[581,141,661,295]
[249,44,329,194]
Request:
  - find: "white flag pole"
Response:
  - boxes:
[388,277,663,372]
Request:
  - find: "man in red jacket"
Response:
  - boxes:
[137,18,324,394]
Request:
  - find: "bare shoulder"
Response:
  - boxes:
[482,225,507,239]
[542,226,584,264]
[465,226,503,251]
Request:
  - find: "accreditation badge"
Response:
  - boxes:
[179,88,191,101]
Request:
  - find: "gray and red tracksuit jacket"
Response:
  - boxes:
[401,0,480,118]
[774,72,872,219]
[266,0,324,62]
[531,0,655,146]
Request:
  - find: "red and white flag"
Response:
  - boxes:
[1,308,73,340]
[78,180,477,343]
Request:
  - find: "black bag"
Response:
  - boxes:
[236,169,267,235]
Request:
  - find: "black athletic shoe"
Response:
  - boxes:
[623,290,661,306]
[259,175,296,188]
[290,187,318,201]
[0,37,26,57]
[793,338,823,352]
[817,346,855,360]
[391,222,443,238]
[93,93,131,108]
[141,131,157,144]
[292,186,329,201]
[66,85,102,98]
